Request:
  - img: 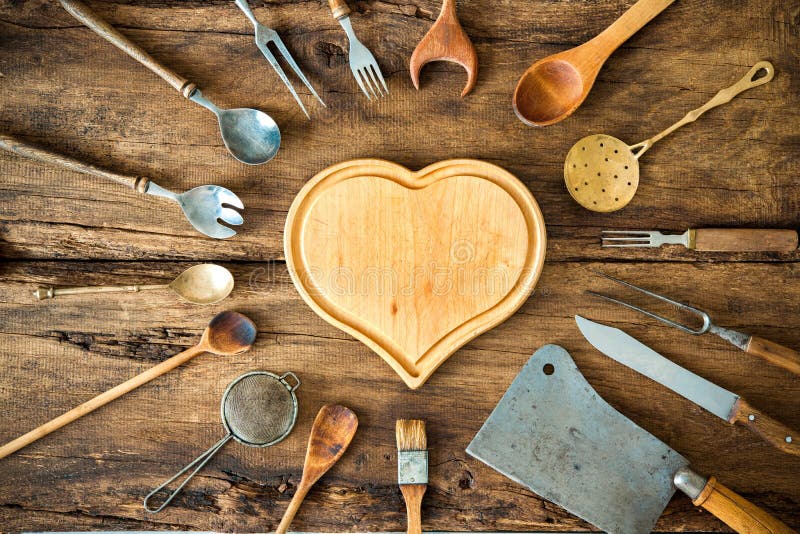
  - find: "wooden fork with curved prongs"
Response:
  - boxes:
[409,0,477,97]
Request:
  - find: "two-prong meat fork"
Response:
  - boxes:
[235,0,325,118]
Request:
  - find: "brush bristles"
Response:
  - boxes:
[396,419,426,451]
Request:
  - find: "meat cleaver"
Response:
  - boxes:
[466,345,794,534]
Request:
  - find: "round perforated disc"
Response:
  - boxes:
[564,134,640,213]
[220,371,298,447]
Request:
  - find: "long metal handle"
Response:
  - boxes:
[631,61,774,158]
[0,134,149,192]
[144,434,232,513]
[34,284,169,300]
[58,0,196,97]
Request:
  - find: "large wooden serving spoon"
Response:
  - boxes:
[512,0,674,126]
[0,311,256,460]
[276,405,358,534]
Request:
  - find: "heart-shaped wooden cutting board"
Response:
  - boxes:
[285,159,546,389]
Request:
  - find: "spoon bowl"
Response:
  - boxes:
[201,311,257,355]
[513,57,586,126]
[217,107,282,165]
[169,264,235,305]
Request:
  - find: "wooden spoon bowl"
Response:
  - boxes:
[202,311,257,355]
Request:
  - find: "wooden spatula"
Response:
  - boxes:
[275,405,358,534]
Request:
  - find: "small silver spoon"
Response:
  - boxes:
[34,264,235,305]
[59,0,281,165]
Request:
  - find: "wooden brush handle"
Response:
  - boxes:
[595,0,675,52]
[58,0,196,97]
[276,483,311,534]
[692,476,795,533]
[691,229,798,252]
[745,336,800,376]
[0,344,204,460]
[327,0,351,20]
[400,484,426,534]
[730,398,800,456]
[0,134,150,192]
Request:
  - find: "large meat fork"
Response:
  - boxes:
[0,135,244,239]
[235,0,325,118]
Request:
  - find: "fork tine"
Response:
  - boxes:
[601,243,656,248]
[257,41,310,118]
[351,66,372,100]
[364,65,384,97]
[271,36,326,107]
[356,68,376,99]
[216,189,244,209]
[601,230,655,236]
[219,208,244,226]
[371,63,389,94]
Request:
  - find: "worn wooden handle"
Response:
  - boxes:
[0,134,149,192]
[744,336,800,376]
[58,0,196,97]
[595,0,675,52]
[275,483,310,534]
[692,229,798,252]
[692,476,795,534]
[0,344,204,460]
[730,398,800,456]
[327,0,351,19]
[400,484,425,534]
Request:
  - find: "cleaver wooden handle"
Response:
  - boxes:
[675,468,795,533]
[691,229,798,252]
[729,398,800,457]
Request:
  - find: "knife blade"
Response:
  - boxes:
[575,315,800,456]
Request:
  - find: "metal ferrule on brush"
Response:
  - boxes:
[398,450,428,485]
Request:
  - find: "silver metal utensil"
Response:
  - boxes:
[59,0,281,165]
[144,371,301,513]
[575,316,800,456]
[601,228,798,252]
[34,264,234,304]
[234,0,325,118]
[588,271,800,376]
[0,135,244,239]
[327,0,388,100]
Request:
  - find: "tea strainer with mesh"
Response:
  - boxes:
[143,370,300,513]
[564,61,774,213]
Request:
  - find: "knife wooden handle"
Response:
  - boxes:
[691,229,798,252]
[691,476,795,534]
[59,0,196,97]
[745,336,800,376]
[730,398,800,456]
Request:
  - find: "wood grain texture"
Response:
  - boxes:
[693,229,799,253]
[1,0,799,531]
[285,159,546,389]
[693,477,795,534]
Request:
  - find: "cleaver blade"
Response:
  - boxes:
[466,345,688,534]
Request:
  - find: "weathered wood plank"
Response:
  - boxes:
[0,260,798,531]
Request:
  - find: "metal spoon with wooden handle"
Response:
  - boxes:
[58,0,280,165]
[276,405,358,534]
[34,264,234,305]
[0,311,256,461]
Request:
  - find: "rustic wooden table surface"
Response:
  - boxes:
[1,0,799,531]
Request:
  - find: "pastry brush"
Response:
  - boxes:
[396,419,428,534]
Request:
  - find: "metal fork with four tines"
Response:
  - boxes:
[235,0,325,118]
[327,0,388,99]
[601,228,798,252]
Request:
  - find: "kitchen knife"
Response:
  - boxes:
[575,315,799,456]
[467,345,794,534]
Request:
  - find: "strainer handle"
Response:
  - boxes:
[143,434,232,513]
[635,61,775,159]
[280,372,301,392]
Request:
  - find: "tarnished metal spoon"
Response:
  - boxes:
[34,264,235,305]
[59,0,281,165]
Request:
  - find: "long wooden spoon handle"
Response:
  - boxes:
[745,336,800,376]
[0,134,150,192]
[675,469,795,534]
[730,398,800,456]
[275,483,311,534]
[595,0,675,52]
[691,228,798,252]
[0,344,204,460]
[58,0,196,97]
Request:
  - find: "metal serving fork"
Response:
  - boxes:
[235,0,325,118]
[601,228,798,252]
[588,271,800,376]
[327,0,388,99]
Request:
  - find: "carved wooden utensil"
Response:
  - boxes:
[513,0,674,126]
[0,311,256,461]
[276,405,358,534]
[409,0,477,97]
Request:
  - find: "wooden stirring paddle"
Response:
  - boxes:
[0,311,256,461]
[276,405,359,534]
[409,0,477,97]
